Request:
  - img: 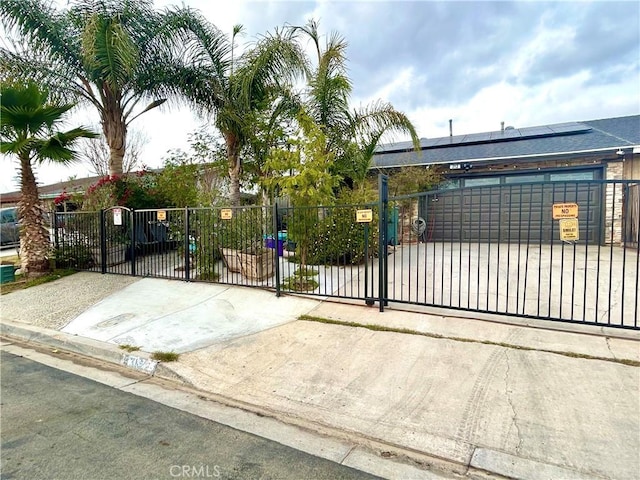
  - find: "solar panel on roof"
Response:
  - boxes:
[377,118,598,154]
[434,137,454,146]
[519,126,553,136]
[421,138,440,147]
[548,122,591,134]
[464,132,492,142]
[501,129,521,137]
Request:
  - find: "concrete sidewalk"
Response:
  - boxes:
[1,273,639,479]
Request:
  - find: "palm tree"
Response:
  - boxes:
[186,25,307,206]
[0,83,97,277]
[293,20,420,188]
[0,0,227,175]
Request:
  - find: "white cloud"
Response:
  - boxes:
[2,0,638,193]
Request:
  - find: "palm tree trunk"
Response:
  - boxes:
[18,155,51,277]
[225,132,242,207]
[102,94,127,176]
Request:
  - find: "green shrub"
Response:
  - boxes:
[281,275,319,292]
[307,206,378,265]
[53,245,94,269]
[189,207,272,278]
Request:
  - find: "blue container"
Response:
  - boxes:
[264,237,284,256]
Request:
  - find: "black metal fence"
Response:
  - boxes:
[386,179,639,329]
[53,178,639,330]
[53,202,378,298]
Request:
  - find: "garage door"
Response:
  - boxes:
[421,169,603,244]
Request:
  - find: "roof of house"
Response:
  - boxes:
[0,175,102,206]
[371,114,640,169]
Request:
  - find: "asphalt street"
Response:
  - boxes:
[0,351,380,480]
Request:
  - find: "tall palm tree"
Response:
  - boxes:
[186,25,307,206]
[293,20,420,187]
[0,83,97,277]
[0,0,227,175]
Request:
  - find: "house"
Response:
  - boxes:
[371,115,639,245]
[0,175,101,210]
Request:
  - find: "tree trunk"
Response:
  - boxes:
[102,91,127,176]
[225,132,241,207]
[18,155,51,277]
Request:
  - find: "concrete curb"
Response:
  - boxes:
[470,448,608,480]
[0,321,159,376]
[1,319,617,480]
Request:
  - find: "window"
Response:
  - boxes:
[438,179,461,190]
[0,208,17,224]
[464,177,500,187]
[504,174,545,184]
[550,171,595,181]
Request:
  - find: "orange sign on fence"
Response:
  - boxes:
[552,203,578,219]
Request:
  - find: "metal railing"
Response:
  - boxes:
[276,203,379,300]
[53,178,639,330]
[386,179,639,329]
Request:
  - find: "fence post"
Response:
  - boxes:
[99,209,106,274]
[378,174,389,312]
[53,210,59,249]
[130,209,136,277]
[184,207,190,282]
[273,203,280,297]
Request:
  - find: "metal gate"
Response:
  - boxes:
[53,177,639,330]
[386,178,639,329]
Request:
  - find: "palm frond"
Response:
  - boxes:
[0,138,29,155]
[0,0,83,71]
[0,83,76,136]
[235,31,307,110]
[37,126,99,164]
[1,82,97,165]
[159,6,231,82]
[81,12,138,89]
[352,101,420,159]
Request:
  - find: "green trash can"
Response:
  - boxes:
[0,264,16,284]
[387,206,399,246]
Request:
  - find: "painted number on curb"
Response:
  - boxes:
[122,355,157,374]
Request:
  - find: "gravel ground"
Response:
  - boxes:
[0,272,139,330]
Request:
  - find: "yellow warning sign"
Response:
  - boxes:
[356,209,373,223]
[157,210,166,221]
[221,209,233,220]
[559,218,579,241]
[552,203,578,219]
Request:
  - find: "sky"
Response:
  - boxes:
[1,0,639,193]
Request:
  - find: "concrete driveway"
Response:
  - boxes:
[326,242,638,329]
[61,278,321,353]
[101,239,638,329]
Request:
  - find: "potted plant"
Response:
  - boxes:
[217,218,244,273]
[216,208,265,274]
[238,240,274,280]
